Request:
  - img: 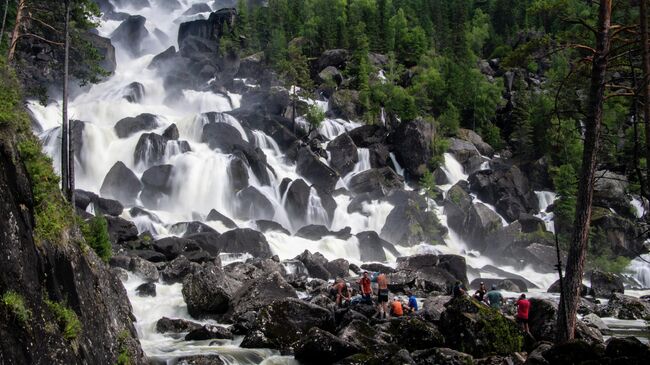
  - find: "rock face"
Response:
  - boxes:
[182,264,234,318]
[111,15,149,56]
[294,327,359,364]
[392,118,435,179]
[215,229,273,258]
[0,138,145,363]
[381,199,446,247]
[227,271,298,320]
[348,167,403,196]
[114,113,158,138]
[296,146,339,193]
[528,298,603,345]
[327,134,358,176]
[590,270,624,298]
[596,293,650,320]
[241,298,335,352]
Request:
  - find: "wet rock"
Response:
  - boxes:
[122,82,145,103]
[443,182,473,233]
[294,250,331,280]
[327,134,358,176]
[548,279,588,296]
[183,3,212,16]
[129,249,167,263]
[228,157,249,192]
[134,132,190,167]
[206,209,236,229]
[360,262,395,274]
[318,49,349,70]
[421,295,452,322]
[147,45,177,70]
[182,264,235,318]
[596,293,650,320]
[110,15,149,56]
[582,313,611,335]
[152,237,200,260]
[95,196,124,216]
[284,179,311,224]
[296,146,339,193]
[162,123,179,140]
[296,225,351,241]
[184,232,221,256]
[105,215,138,244]
[185,324,234,341]
[129,256,160,282]
[448,137,480,166]
[464,202,503,251]
[590,270,624,298]
[255,220,290,235]
[605,336,650,359]
[394,254,468,293]
[135,282,156,297]
[529,298,603,345]
[348,167,403,196]
[390,316,445,351]
[161,255,200,283]
[295,327,360,364]
[114,113,158,138]
[411,348,474,365]
[440,296,524,356]
[470,278,528,292]
[457,128,494,157]
[325,258,350,279]
[392,118,435,179]
[170,221,216,237]
[215,228,273,259]
[318,65,344,86]
[356,231,390,262]
[542,340,604,365]
[380,199,446,247]
[235,186,275,221]
[109,255,131,270]
[241,298,335,352]
[347,125,388,147]
[593,171,631,217]
[155,317,202,334]
[174,354,225,365]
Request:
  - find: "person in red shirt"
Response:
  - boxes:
[516,293,531,333]
[390,297,404,317]
[357,271,373,304]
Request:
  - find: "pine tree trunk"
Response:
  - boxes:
[0,0,9,47]
[556,0,612,343]
[7,0,25,61]
[641,0,650,196]
[62,0,71,201]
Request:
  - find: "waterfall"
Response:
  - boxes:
[389,153,405,177]
[440,153,468,189]
[627,254,650,288]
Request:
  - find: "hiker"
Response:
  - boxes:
[405,291,418,314]
[516,293,531,333]
[376,272,389,318]
[452,280,466,297]
[390,297,404,317]
[486,284,504,310]
[335,278,351,307]
[358,271,373,305]
[473,282,487,302]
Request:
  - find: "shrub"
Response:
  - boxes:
[81,216,111,262]
[2,291,31,324]
[0,60,29,133]
[46,299,81,341]
[305,104,325,131]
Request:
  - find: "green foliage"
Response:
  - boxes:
[304,104,325,131]
[478,123,503,151]
[46,299,81,341]
[0,60,29,132]
[551,164,577,227]
[116,330,132,365]
[81,216,111,262]
[476,304,524,355]
[587,227,631,274]
[2,291,31,324]
[18,138,75,244]
[420,170,439,200]
[438,103,460,136]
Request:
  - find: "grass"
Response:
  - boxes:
[2,291,32,324]
[45,299,81,341]
[116,330,132,365]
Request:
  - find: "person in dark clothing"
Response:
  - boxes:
[376,273,389,318]
[452,281,466,297]
[473,282,487,302]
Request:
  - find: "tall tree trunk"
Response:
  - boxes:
[641,0,650,196]
[630,52,646,199]
[7,0,25,62]
[62,0,70,201]
[65,0,74,206]
[556,0,612,343]
[0,0,9,47]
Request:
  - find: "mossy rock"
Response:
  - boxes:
[439,296,524,357]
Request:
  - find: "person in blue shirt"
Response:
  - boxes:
[405,291,418,314]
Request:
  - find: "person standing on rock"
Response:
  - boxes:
[486,285,504,310]
[516,293,531,333]
[335,278,351,307]
[358,271,373,305]
[376,272,389,318]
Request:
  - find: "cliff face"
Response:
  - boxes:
[0,136,146,364]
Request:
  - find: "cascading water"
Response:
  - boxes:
[25,0,650,360]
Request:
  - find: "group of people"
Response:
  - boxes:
[331,271,418,319]
[471,281,531,333]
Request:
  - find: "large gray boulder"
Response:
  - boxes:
[99,161,142,205]
[235,186,275,221]
[215,228,273,259]
[226,271,297,320]
[296,146,339,193]
[182,264,236,318]
[590,270,624,298]
[380,199,447,247]
[348,167,403,196]
[114,113,158,138]
[327,134,358,176]
[110,15,149,56]
[392,118,435,180]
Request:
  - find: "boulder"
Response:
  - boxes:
[528,298,603,345]
[542,340,604,365]
[184,232,221,256]
[457,128,494,157]
[94,196,124,216]
[355,231,392,262]
[448,138,480,166]
[295,225,352,241]
[411,348,474,365]
[161,255,200,283]
[327,134,358,176]
[241,298,335,352]
[284,179,311,224]
[294,250,331,280]
[110,15,149,56]
[182,264,235,318]
[228,156,249,192]
[183,3,212,15]
[162,124,179,140]
[394,254,468,293]
[421,296,452,322]
[380,199,446,247]
[548,279,589,297]
[463,203,503,251]
[596,293,650,320]
[152,237,200,260]
[174,355,225,365]
[99,161,142,205]
[235,186,275,221]
[318,66,343,85]
[469,278,528,293]
[134,132,190,167]
[318,49,350,70]
[255,220,290,235]
[155,317,202,334]
[347,125,388,148]
[114,113,158,138]
[135,282,156,297]
[590,270,624,298]
[439,296,524,356]
[582,313,611,335]
[390,317,445,352]
[325,259,350,279]
[169,221,216,237]
[215,228,273,259]
[348,167,403,196]
[105,215,138,244]
[206,209,236,229]
[129,256,160,282]
[329,89,362,121]
[295,327,360,364]
[129,250,166,263]
[86,33,116,74]
[147,45,177,70]
[593,171,631,217]
[296,146,339,193]
[392,118,435,179]
[605,336,650,359]
[121,82,145,103]
[185,324,234,341]
[443,182,472,233]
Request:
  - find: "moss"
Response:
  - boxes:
[2,291,32,324]
[449,188,464,205]
[476,303,524,355]
[116,330,132,365]
[0,60,30,133]
[81,216,112,262]
[18,138,76,245]
[45,299,81,341]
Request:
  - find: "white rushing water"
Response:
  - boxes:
[26,0,650,361]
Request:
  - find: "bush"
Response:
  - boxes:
[81,216,111,262]
[305,104,325,131]
[0,60,29,133]
[2,291,31,324]
[46,299,81,341]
